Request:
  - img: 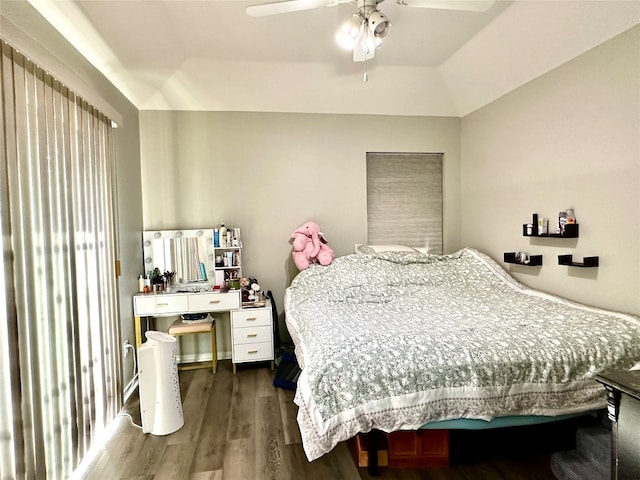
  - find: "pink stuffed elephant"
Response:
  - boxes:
[291,221,335,270]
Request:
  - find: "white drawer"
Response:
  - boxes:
[231,308,271,328]
[232,325,272,345]
[232,341,273,363]
[189,291,239,312]
[134,294,188,316]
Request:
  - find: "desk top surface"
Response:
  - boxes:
[134,288,240,296]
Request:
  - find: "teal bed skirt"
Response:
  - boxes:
[421,411,598,430]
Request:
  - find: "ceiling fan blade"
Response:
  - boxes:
[246,0,343,17]
[396,0,495,12]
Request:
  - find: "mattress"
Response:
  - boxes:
[284,248,640,461]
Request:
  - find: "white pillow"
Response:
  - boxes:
[354,244,418,254]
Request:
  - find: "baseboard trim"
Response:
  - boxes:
[177,351,231,363]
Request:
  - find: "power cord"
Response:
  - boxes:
[117,411,142,430]
[124,342,138,379]
[120,342,141,429]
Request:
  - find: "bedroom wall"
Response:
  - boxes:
[139,111,461,351]
[461,26,640,315]
[1,2,143,392]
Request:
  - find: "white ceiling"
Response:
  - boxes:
[26,0,640,116]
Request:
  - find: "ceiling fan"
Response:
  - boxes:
[246,0,496,62]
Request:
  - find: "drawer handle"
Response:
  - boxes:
[157,303,169,307]
[246,317,257,321]
[209,300,221,304]
[248,350,258,354]
[247,333,258,338]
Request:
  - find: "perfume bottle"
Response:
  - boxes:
[558,211,567,235]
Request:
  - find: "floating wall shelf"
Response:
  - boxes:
[558,254,599,268]
[523,223,579,238]
[522,213,579,238]
[504,252,543,267]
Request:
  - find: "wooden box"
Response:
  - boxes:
[387,429,449,468]
[355,429,449,468]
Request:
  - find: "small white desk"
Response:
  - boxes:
[133,290,274,372]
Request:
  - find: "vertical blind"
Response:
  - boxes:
[0,40,121,478]
[366,152,443,254]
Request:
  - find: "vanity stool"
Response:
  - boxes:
[168,317,217,374]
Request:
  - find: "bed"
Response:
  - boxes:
[283,247,640,462]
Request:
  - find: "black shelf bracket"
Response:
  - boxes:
[558,254,599,268]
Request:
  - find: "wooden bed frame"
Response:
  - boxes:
[356,411,601,475]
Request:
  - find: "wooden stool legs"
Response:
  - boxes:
[210,321,217,374]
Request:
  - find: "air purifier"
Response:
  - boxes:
[137,330,184,435]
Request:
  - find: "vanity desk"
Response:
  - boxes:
[133,290,275,373]
[135,228,274,372]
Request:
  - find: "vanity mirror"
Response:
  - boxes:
[142,229,215,288]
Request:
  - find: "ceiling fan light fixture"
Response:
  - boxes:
[336,7,389,60]
[367,10,390,39]
[336,13,364,50]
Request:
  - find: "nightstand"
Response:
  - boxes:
[595,369,640,480]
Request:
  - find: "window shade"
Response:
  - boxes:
[366,153,443,254]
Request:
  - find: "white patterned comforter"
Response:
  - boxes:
[284,248,640,461]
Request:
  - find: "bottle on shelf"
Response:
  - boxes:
[219,223,227,247]
[566,208,576,224]
[537,217,548,235]
[558,211,567,235]
[232,227,241,247]
[138,274,145,293]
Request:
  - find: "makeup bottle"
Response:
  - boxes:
[219,224,227,247]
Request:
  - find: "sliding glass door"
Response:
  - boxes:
[0,39,121,479]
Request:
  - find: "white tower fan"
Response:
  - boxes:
[138,331,184,435]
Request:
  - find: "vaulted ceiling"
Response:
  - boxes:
[24,0,640,116]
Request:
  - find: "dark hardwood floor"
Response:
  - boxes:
[78,360,596,479]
